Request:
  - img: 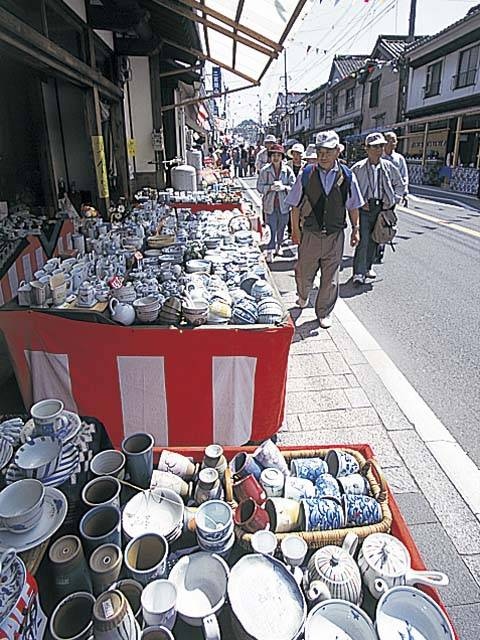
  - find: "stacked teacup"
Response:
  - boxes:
[133,295,162,323]
[194,500,235,559]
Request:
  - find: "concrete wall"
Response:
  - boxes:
[126,57,154,175]
[362,67,401,131]
[407,45,480,112]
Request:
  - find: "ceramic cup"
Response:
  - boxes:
[158,450,196,480]
[141,579,177,629]
[315,473,342,499]
[90,449,126,480]
[233,473,267,505]
[326,450,360,478]
[337,473,370,496]
[254,439,289,475]
[150,470,192,500]
[0,478,45,532]
[14,436,62,480]
[122,432,154,489]
[79,505,122,556]
[30,398,69,438]
[260,467,285,497]
[290,458,328,483]
[82,475,122,510]
[201,444,227,479]
[193,468,223,505]
[343,494,382,526]
[230,452,263,481]
[125,533,169,586]
[281,535,308,569]
[299,496,345,532]
[30,280,47,306]
[50,591,95,640]
[305,599,377,640]
[264,497,301,533]
[234,498,270,534]
[195,500,233,544]
[93,589,140,640]
[111,579,143,625]
[284,476,316,501]
[89,543,123,596]
[141,627,174,640]
[49,535,93,600]
[251,529,277,556]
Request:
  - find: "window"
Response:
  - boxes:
[369,79,380,108]
[319,102,325,122]
[455,45,479,88]
[345,87,355,112]
[332,93,338,117]
[424,61,442,97]
[304,108,309,120]
[295,112,300,127]
[46,2,86,62]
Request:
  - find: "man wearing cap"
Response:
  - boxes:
[303,144,318,165]
[286,131,364,329]
[256,135,277,173]
[287,143,305,177]
[351,132,404,285]
[257,143,296,262]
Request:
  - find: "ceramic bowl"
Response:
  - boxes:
[122,488,184,541]
[376,586,455,640]
[0,436,13,471]
[186,260,211,274]
[90,449,126,480]
[15,436,62,480]
[195,500,233,543]
[0,478,45,532]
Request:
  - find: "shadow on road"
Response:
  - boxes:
[340,277,374,299]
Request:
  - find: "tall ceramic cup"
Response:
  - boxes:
[122,432,154,489]
[89,543,123,596]
[82,476,121,510]
[125,533,169,586]
[93,590,141,640]
[50,592,95,640]
[49,535,93,600]
[79,505,122,556]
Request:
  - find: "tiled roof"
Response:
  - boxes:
[405,4,480,53]
[374,35,424,60]
[333,55,370,79]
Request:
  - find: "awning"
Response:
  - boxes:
[152,0,309,86]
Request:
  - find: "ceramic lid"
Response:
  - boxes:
[309,545,359,585]
[361,533,410,578]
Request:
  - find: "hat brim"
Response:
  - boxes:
[315,143,338,150]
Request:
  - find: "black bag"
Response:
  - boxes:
[372,208,398,249]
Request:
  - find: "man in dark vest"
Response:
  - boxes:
[287,131,364,328]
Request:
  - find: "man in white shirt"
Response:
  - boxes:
[383,131,409,197]
[255,135,277,174]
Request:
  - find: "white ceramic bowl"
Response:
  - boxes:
[15,436,62,480]
[0,478,45,532]
[186,260,211,274]
[305,600,376,640]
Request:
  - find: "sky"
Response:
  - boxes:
[219,0,480,126]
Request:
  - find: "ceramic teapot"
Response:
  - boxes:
[305,533,362,605]
[109,298,135,326]
[358,533,449,599]
[77,281,96,308]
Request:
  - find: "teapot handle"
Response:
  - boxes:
[342,531,359,557]
[405,569,449,588]
[202,614,221,640]
[109,297,118,314]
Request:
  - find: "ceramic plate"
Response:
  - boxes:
[6,441,80,487]
[0,553,26,621]
[228,554,306,640]
[21,411,81,444]
[376,586,455,640]
[0,487,67,552]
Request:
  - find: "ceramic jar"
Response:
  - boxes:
[306,533,362,606]
[93,589,141,639]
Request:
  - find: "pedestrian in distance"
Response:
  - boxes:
[256,134,277,174]
[303,144,318,165]
[286,143,305,177]
[239,144,248,178]
[351,132,404,285]
[232,146,241,178]
[248,145,256,176]
[256,143,295,263]
[287,131,364,329]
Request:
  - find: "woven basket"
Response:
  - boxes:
[234,447,392,551]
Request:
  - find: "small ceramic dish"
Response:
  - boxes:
[14,437,62,480]
[122,488,184,541]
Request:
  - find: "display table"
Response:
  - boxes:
[0,310,293,448]
[0,219,75,305]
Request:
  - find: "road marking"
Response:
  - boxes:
[334,298,480,516]
[399,205,480,239]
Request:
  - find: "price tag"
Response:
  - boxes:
[108,275,124,289]
[102,598,115,619]
[134,251,144,261]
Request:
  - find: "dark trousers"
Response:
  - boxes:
[353,206,380,276]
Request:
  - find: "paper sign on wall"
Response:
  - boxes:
[127,138,136,157]
[91,136,110,199]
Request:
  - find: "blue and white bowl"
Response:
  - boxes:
[0,478,45,532]
[0,437,13,472]
[15,436,62,480]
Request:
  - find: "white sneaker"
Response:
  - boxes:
[366,269,377,279]
[353,274,365,285]
[319,314,332,329]
[296,296,308,308]
[265,250,274,263]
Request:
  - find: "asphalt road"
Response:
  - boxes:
[244,176,480,467]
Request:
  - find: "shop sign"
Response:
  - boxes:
[91,136,109,199]
[212,67,222,93]
[127,138,136,157]
[152,129,164,151]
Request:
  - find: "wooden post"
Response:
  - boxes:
[421,122,429,166]
[110,100,131,201]
[453,115,463,167]
[84,86,110,218]
[149,53,166,189]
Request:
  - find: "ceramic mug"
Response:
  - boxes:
[337,473,370,496]
[30,398,68,438]
[90,449,126,480]
[281,535,308,569]
[283,476,316,501]
[264,497,301,533]
[110,579,143,625]
[290,458,328,483]
[122,432,154,489]
[30,280,47,306]
[230,452,263,481]
[125,533,169,586]
[82,475,122,510]
[343,494,382,526]
[0,478,44,532]
[79,505,122,556]
[260,467,285,497]
[254,439,289,475]
[141,579,177,629]
[234,498,270,534]
[158,450,196,480]
[142,628,174,640]
[50,591,95,640]
[314,473,342,499]
[299,496,345,532]
[150,470,192,499]
[195,500,233,544]
[326,450,360,478]
[233,474,267,505]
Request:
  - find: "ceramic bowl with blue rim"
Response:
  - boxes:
[15,436,62,481]
[305,599,377,640]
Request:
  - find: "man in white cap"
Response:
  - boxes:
[351,132,404,285]
[286,130,364,329]
[255,134,277,173]
[286,143,305,178]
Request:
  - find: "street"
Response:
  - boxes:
[243,176,480,467]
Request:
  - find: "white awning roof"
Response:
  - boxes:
[154,0,309,86]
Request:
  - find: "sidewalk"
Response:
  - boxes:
[410,184,480,211]
[241,178,480,638]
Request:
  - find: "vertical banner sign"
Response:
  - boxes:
[212,66,222,93]
[91,136,110,199]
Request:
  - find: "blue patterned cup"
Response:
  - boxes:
[300,496,345,532]
[338,473,370,496]
[0,479,45,532]
[284,476,316,500]
[326,450,360,478]
[291,458,328,483]
[314,473,341,499]
[230,452,263,481]
[343,494,382,526]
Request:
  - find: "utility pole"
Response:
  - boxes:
[258,98,262,126]
[284,49,289,143]
[407,0,417,42]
